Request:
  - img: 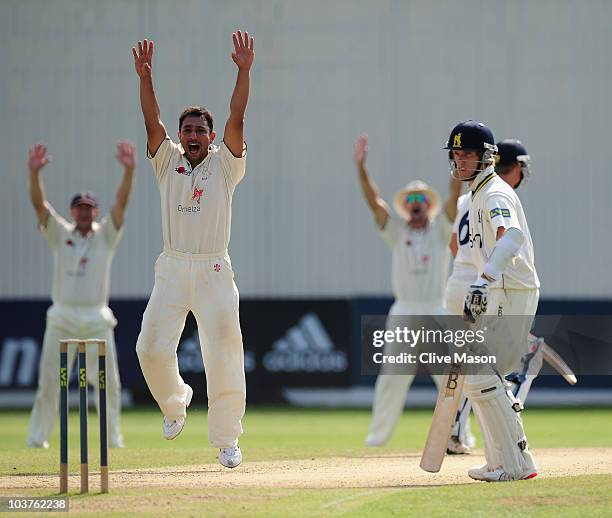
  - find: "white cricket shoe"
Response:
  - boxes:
[26,439,49,449]
[468,463,490,481]
[162,384,193,440]
[219,444,242,468]
[481,467,538,482]
[447,435,472,455]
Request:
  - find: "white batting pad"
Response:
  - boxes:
[464,375,537,480]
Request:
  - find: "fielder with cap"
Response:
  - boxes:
[26,141,136,449]
[354,134,461,447]
[446,120,539,481]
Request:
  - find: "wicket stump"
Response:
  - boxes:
[59,339,108,494]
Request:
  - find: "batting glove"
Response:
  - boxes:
[463,280,489,323]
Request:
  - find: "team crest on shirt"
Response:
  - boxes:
[175,166,192,176]
[192,187,204,204]
[66,239,74,247]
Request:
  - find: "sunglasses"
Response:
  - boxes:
[406,193,428,204]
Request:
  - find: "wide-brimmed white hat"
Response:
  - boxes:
[393,180,440,221]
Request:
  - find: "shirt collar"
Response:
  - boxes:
[471,166,496,198]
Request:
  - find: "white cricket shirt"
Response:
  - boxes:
[468,167,540,289]
[42,207,123,306]
[380,213,453,304]
[150,138,246,255]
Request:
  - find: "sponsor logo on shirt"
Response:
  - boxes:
[175,166,192,176]
[490,208,511,219]
[177,204,201,213]
[469,232,482,249]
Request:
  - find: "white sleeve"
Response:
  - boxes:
[484,194,521,232]
[148,137,181,182]
[380,217,400,250]
[40,206,71,251]
[218,141,246,188]
[100,215,124,249]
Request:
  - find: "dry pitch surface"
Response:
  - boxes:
[3,448,611,491]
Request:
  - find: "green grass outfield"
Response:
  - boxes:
[1,407,611,516]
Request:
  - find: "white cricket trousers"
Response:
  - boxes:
[443,275,473,315]
[464,288,540,477]
[136,249,245,448]
[27,304,123,447]
[474,288,540,375]
[366,300,444,446]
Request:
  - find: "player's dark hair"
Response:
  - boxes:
[178,106,214,133]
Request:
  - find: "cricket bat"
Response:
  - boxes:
[541,342,577,385]
[420,363,464,473]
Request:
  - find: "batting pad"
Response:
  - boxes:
[464,375,537,480]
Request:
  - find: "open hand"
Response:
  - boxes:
[132,39,154,78]
[28,143,51,173]
[354,134,368,166]
[231,30,254,71]
[116,140,136,169]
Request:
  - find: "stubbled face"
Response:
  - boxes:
[178,115,216,167]
[497,163,523,189]
[452,149,481,180]
[403,192,430,226]
[70,204,98,234]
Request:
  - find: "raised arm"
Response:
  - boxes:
[224,30,254,157]
[443,176,462,222]
[28,143,52,227]
[354,135,390,229]
[132,39,166,156]
[111,140,137,229]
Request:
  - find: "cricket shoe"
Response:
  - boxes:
[468,463,491,481]
[219,444,242,468]
[162,384,193,440]
[447,435,472,455]
[481,467,538,482]
[26,439,49,449]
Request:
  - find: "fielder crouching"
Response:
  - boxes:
[447,121,539,482]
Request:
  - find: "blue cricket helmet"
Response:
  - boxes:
[445,120,497,181]
[445,120,496,153]
[495,139,531,186]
